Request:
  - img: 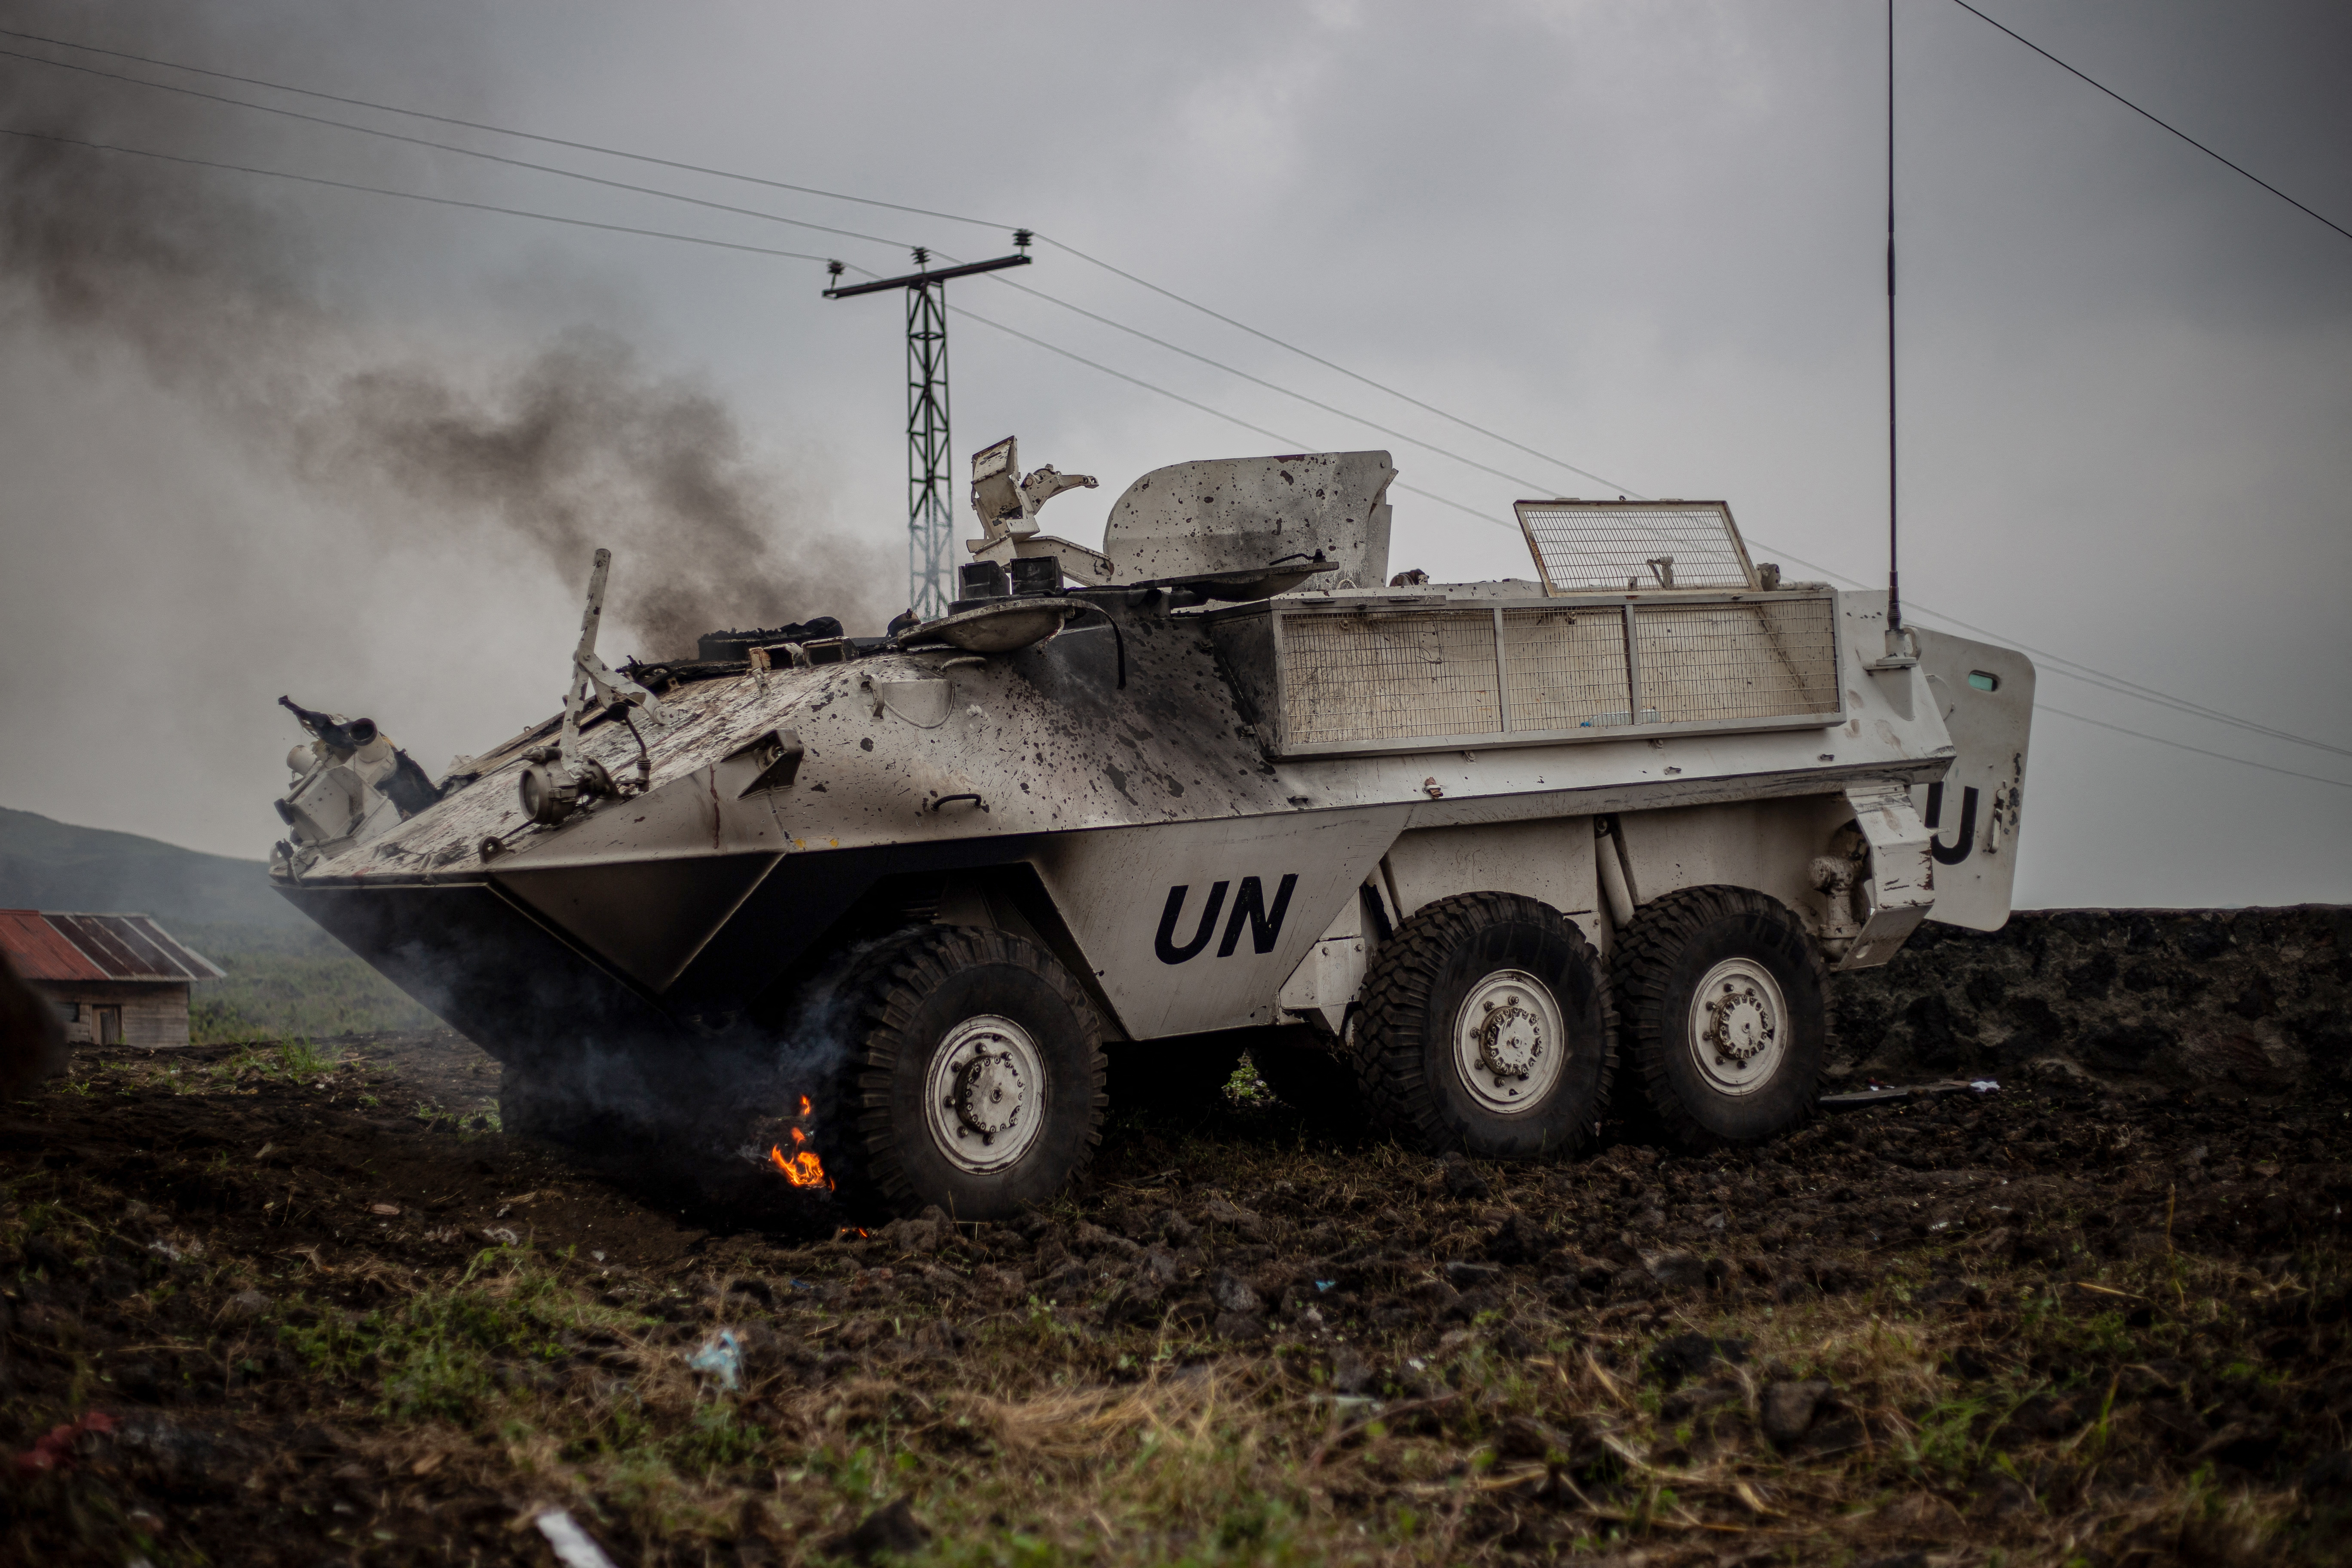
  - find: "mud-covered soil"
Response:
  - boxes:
[6,1030,2352,1566]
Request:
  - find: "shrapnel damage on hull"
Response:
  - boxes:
[265,442,2034,1219]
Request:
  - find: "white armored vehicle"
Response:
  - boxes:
[268,441,2033,1219]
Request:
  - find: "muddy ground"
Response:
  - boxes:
[4,1028,2351,1567]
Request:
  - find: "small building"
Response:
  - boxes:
[0,911,224,1047]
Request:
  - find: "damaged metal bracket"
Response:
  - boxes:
[1832,781,1936,970]
[528,548,673,825]
[730,729,805,797]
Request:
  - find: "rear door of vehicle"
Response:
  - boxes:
[1910,629,2036,931]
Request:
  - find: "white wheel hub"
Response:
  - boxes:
[1688,958,1787,1096]
[923,1014,1047,1174]
[1451,970,1567,1116]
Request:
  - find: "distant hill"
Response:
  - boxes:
[0,806,300,927]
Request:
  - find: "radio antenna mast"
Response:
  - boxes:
[1884,0,1906,655]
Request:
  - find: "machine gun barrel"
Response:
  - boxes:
[278,695,378,753]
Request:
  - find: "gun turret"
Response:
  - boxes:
[278,695,379,755]
[278,695,441,818]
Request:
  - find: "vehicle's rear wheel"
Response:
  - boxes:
[1611,885,1828,1149]
[826,925,1106,1221]
[1352,892,1611,1159]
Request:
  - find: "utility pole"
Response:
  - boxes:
[826,235,1034,620]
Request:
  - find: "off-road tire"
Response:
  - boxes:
[827,925,1107,1222]
[1351,892,1612,1159]
[1611,885,1828,1150]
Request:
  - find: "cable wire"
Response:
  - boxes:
[947,302,1530,533]
[0,22,1024,233]
[957,299,2352,788]
[0,28,1641,496]
[9,22,2346,770]
[1031,234,1643,496]
[981,272,1570,496]
[2038,704,2352,791]
[0,43,925,257]
[0,126,856,268]
[1947,0,2352,245]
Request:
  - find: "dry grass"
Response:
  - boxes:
[4,1046,2350,1565]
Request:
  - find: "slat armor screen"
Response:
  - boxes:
[1234,588,1843,758]
[1501,606,1632,730]
[1514,499,1755,593]
[1279,609,1505,746]
[1633,597,1841,724]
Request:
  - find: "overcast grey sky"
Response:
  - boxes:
[1,0,2346,908]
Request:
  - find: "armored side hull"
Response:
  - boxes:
[274,588,2030,1063]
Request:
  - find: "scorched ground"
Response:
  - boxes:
[3,1029,2350,1566]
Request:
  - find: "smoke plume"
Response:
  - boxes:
[0,6,895,652]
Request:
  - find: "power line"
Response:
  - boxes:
[10,22,2346,773]
[981,272,1577,499]
[0,126,855,268]
[0,23,1024,235]
[1773,547,2352,762]
[2039,704,2352,792]
[948,303,1516,532]
[0,27,1642,497]
[968,268,2352,761]
[1032,234,1643,497]
[1947,0,2352,245]
[0,43,926,258]
[957,300,2352,788]
[2,31,1623,511]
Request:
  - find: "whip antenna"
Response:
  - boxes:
[1886,0,1902,646]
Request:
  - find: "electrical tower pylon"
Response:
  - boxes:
[825,237,1035,620]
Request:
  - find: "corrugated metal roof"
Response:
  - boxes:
[0,910,107,983]
[0,910,223,983]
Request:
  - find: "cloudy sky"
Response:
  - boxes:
[1,0,2346,908]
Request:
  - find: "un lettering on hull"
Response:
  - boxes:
[1910,628,2036,932]
[1031,808,1410,1038]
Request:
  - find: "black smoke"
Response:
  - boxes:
[0,3,895,652]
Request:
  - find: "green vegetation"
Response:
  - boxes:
[282,1247,649,1421]
[209,1036,341,1082]
[178,921,438,1042]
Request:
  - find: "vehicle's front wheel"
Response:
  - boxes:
[827,926,1107,1221]
[1352,892,1611,1159]
[1611,885,1828,1149]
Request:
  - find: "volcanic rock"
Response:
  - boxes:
[1485,1211,1555,1265]
[1645,1250,1707,1291]
[1440,1155,1492,1201]
[1761,1379,1831,1446]
[1649,1333,1747,1390]
[1331,1348,1377,1395]
[1209,1271,1262,1316]
[821,1498,930,1563]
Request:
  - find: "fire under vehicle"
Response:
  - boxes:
[267,440,2033,1220]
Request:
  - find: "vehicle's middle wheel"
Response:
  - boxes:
[1610,884,1828,1150]
[826,925,1107,1221]
[1352,891,1611,1159]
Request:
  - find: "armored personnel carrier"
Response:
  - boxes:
[267,441,2032,1219]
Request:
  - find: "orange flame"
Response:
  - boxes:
[799,1095,813,1116]
[768,1124,833,1190]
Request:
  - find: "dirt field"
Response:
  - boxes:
[5,1027,2350,1567]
